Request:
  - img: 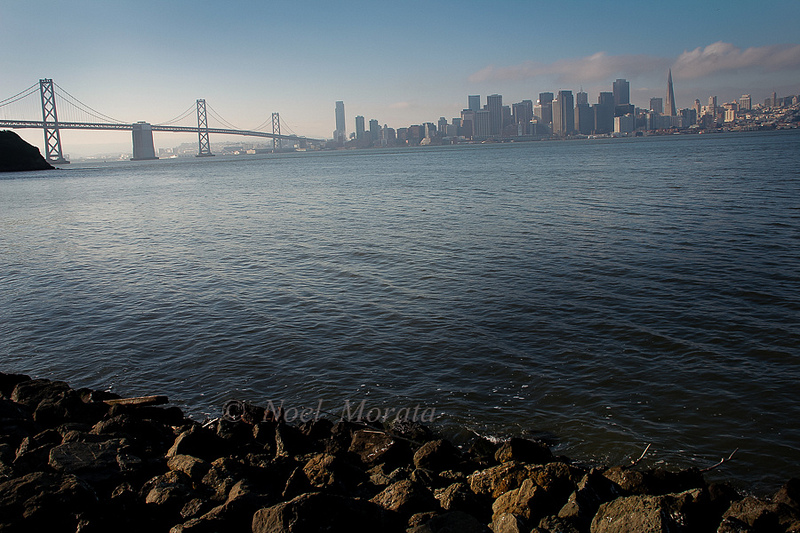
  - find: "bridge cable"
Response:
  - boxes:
[54,82,125,124]
[0,84,39,107]
[155,103,197,126]
[204,102,242,131]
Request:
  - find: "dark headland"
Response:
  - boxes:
[0,131,54,172]
[1,372,798,533]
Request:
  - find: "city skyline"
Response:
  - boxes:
[2,0,800,155]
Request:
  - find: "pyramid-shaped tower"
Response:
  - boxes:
[666,69,677,116]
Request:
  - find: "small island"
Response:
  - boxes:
[0,131,55,172]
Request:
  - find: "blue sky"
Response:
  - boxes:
[2,0,799,154]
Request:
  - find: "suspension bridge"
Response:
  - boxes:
[0,79,322,163]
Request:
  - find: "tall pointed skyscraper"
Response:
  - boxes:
[666,69,677,116]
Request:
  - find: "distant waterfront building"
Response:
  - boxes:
[512,101,533,127]
[592,92,615,134]
[694,99,702,120]
[461,109,476,138]
[708,96,717,117]
[650,97,663,114]
[575,100,592,135]
[537,92,554,125]
[355,115,365,140]
[772,91,778,107]
[739,94,752,111]
[614,114,635,134]
[334,101,346,143]
[369,119,379,142]
[474,109,491,138]
[487,94,503,136]
[552,90,575,136]
[468,95,481,113]
[665,69,677,116]
[613,79,630,106]
[576,91,588,106]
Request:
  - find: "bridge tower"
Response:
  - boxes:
[272,112,280,152]
[39,79,69,164]
[196,99,214,157]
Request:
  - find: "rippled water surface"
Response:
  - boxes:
[2,131,799,491]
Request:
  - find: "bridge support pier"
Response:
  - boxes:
[196,99,214,157]
[131,122,158,161]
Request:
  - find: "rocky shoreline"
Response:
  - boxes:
[0,131,54,172]
[1,372,798,533]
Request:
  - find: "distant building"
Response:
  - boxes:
[487,94,503,136]
[665,69,677,116]
[650,97,663,114]
[575,101,592,135]
[474,109,491,138]
[576,91,588,106]
[708,96,717,117]
[613,79,630,106]
[614,114,635,134]
[334,101,346,143]
[739,94,751,111]
[552,90,574,136]
[537,92,554,125]
[369,119,379,142]
[355,115,365,140]
[468,95,481,113]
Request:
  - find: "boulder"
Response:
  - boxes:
[167,454,211,483]
[252,492,387,533]
[349,429,406,466]
[166,425,228,461]
[370,479,439,516]
[0,131,55,172]
[494,438,552,465]
[558,468,621,527]
[10,379,70,410]
[491,512,526,533]
[590,489,701,533]
[414,439,462,472]
[492,478,543,522]
[302,452,365,490]
[0,372,31,398]
[435,481,483,514]
[0,471,95,531]
[468,461,532,498]
[408,510,491,533]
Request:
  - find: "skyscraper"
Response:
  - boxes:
[665,69,677,116]
[613,79,630,106]
[552,90,574,136]
[468,95,481,113]
[334,101,346,142]
[650,98,663,114]
[740,94,752,110]
[487,94,503,136]
[355,115,365,140]
[537,92,554,125]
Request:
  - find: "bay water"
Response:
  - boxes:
[2,130,799,492]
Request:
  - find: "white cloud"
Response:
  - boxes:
[672,42,800,79]
[469,42,800,85]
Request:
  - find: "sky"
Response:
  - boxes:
[2,0,800,156]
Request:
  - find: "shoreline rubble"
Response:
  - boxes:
[1,372,798,533]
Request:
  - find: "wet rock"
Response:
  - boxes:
[413,439,462,472]
[590,489,701,533]
[10,379,71,410]
[370,478,439,516]
[468,461,533,498]
[388,419,434,443]
[468,437,499,467]
[495,437,552,465]
[166,425,228,462]
[252,492,387,533]
[33,392,108,427]
[0,372,31,399]
[167,454,211,483]
[300,417,333,442]
[142,470,194,519]
[717,496,783,533]
[775,478,800,513]
[349,428,406,466]
[48,439,128,484]
[409,510,491,533]
[601,465,650,495]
